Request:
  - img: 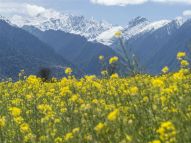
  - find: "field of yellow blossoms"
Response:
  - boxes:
[0,53,191,143]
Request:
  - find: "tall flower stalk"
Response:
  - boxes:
[115,31,141,76]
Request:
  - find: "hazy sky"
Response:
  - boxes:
[0,0,191,25]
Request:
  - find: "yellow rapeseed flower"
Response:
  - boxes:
[157,121,176,143]
[37,104,53,116]
[107,109,119,121]
[149,140,161,143]
[99,55,104,61]
[69,94,79,102]
[23,133,35,142]
[72,127,80,134]
[94,122,105,132]
[110,73,119,78]
[152,79,164,88]
[115,31,122,38]
[180,60,189,67]
[177,52,186,60]
[26,75,40,84]
[64,132,73,141]
[109,56,119,64]
[129,86,139,95]
[54,137,63,143]
[162,66,169,74]
[9,107,21,117]
[65,67,72,75]
[0,51,191,143]
[0,116,5,128]
[20,123,30,133]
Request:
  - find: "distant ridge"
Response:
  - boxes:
[23,26,118,75]
[0,19,79,79]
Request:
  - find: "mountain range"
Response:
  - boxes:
[0,15,118,79]
[22,26,117,75]
[0,17,79,79]
[1,10,191,79]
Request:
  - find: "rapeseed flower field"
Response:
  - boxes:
[0,53,191,143]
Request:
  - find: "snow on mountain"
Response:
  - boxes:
[0,15,6,20]
[129,20,170,37]
[0,15,11,24]
[174,16,190,28]
[96,26,124,45]
[94,17,149,45]
[8,8,190,47]
[123,17,150,39]
[10,9,112,40]
[95,17,173,46]
[123,16,191,40]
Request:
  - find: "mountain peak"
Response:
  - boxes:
[173,16,190,27]
[0,15,5,19]
[0,15,12,25]
[128,16,148,28]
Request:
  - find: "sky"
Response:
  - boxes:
[0,0,191,25]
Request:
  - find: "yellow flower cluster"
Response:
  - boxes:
[94,122,105,132]
[0,116,5,128]
[176,52,189,68]
[109,56,119,64]
[65,67,72,75]
[149,140,161,143]
[9,107,21,117]
[0,67,191,142]
[115,31,122,38]
[107,109,119,121]
[181,60,189,67]
[161,66,169,74]
[157,121,176,143]
[177,52,186,60]
[99,55,104,61]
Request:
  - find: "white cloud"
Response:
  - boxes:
[0,2,63,26]
[0,2,23,14]
[90,0,148,6]
[25,4,46,17]
[183,10,191,16]
[0,2,62,27]
[0,2,47,17]
[90,0,191,6]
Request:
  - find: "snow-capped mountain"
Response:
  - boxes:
[10,9,112,40]
[95,17,172,46]
[125,20,170,38]
[9,6,189,46]
[95,17,150,45]
[95,16,191,46]
[174,17,187,27]
[2,11,191,75]
[124,16,189,39]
